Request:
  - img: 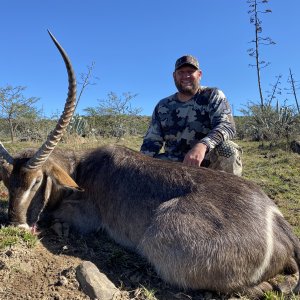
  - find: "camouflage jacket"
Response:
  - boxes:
[140,87,236,161]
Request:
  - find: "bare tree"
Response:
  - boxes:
[287,68,300,114]
[0,85,40,142]
[65,62,99,137]
[266,74,282,105]
[247,0,275,108]
[75,61,98,112]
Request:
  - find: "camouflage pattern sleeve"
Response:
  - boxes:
[140,104,164,157]
[199,89,236,151]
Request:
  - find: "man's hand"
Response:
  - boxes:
[183,143,208,167]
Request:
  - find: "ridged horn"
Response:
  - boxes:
[26,30,77,169]
[0,142,14,165]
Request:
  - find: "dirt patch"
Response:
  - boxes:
[0,240,88,300]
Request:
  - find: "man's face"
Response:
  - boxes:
[173,65,202,96]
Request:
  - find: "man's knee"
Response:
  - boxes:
[206,141,243,176]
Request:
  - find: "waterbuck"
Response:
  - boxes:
[0,33,299,299]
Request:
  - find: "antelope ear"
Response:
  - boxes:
[48,163,84,192]
[0,160,13,184]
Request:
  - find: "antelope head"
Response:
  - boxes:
[0,31,79,229]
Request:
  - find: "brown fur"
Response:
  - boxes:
[0,145,299,297]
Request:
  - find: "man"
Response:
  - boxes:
[140,55,242,176]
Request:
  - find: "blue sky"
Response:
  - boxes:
[1,0,299,117]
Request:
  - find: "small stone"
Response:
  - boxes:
[76,260,119,300]
[53,294,61,300]
[0,260,6,270]
[5,250,13,257]
[61,266,75,279]
[57,275,68,286]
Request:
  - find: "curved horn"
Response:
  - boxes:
[0,143,14,165]
[26,30,77,169]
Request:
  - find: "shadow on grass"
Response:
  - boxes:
[0,198,8,226]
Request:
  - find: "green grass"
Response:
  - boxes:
[135,285,158,300]
[0,226,38,249]
[264,291,299,300]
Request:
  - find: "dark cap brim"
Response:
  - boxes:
[175,62,199,70]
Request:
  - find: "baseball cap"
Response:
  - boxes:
[175,55,199,70]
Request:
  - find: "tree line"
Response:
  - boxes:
[0,86,150,142]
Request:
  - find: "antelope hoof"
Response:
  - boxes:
[17,223,31,230]
[239,281,274,299]
[52,221,70,238]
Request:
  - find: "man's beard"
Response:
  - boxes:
[174,79,199,96]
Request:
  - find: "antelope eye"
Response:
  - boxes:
[35,177,42,185]
[32,177,43,189]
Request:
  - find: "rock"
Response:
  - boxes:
[76,261,119,300]
[5,250,13,257]
[19,261,34,274]
[57,275,69,286]
[0,260,6,270]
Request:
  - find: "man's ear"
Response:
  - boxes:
[198,69,203,80]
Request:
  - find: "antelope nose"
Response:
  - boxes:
[10,221,30,230]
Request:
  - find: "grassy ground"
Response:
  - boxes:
[0,137,299,299]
